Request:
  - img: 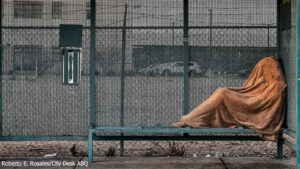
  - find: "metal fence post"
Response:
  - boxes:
[88,0,96,163]
[183,0,189,115]
[277,133,283,158]
[89,0,96,128]
[120,3,128,156]
[0,0,2,136]
[88,130,94,163]
[297,0,300,167]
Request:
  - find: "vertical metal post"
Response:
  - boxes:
[276,0,284,159]
[64,49,68,84]
[89,0,96,128]
[277,133,283,158]
[120,3,128,156]
[297,0,300,167]
[277,0,281,59]
[173,22,175,60]
[209,9,212,60]
[267,24,270,56]
[183,0,189,115]
[88,130,94,163]
[0,0,2,136]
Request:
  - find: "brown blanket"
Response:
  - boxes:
[172,57,286,142]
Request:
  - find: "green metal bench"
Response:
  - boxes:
[88,126,283,163]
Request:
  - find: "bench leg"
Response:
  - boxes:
[88,131,94,163]
[120,140,124,156]
[277,133,283,158]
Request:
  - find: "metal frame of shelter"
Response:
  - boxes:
[0,0,298,167]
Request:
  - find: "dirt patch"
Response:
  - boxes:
[0,141,296,158]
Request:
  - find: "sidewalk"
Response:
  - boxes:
[0,157,296,169]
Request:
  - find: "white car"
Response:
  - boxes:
[138,64,160,75]
[156,62,205,76]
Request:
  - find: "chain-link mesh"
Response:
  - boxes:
[95,0,184,127]
[188,0,277,111]
[2,0,90,136]
[95,0,277,127]
[1,0,278,135]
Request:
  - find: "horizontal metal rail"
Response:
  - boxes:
[2,26,278,30]
[93,135,263,141]
[282,138,296,151]
[90,126,258,135]
[283,128,296,138]
[0,136,88,141]
[0,135,263,141]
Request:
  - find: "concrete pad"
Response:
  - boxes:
[221,157,296,169]
[0,157,296,169]
[84,157,225,169]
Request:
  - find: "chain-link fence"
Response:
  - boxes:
[95,0,277,127]
[2,0,90,136]
[1,0,277,136]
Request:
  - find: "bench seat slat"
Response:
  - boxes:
[91,126,257,134]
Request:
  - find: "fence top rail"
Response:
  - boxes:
[2,26,278,30]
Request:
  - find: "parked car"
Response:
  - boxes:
[188,62,206,77]
[156,62,205,77]
[138,64,160,75]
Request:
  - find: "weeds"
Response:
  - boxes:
[167,141,186,156]
[146,141,186,157]
[144,150,154,157]
[105,146,116,157]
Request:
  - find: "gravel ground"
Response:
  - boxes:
[0,140,296,158]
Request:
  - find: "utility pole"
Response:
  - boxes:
[209,9,213,68]
[173,22,175,61]
[120,3,128,157]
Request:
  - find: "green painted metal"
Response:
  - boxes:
[59,25,82,48]
[0,0,2,137]
[92,135,263,141]
[283,128,296,138]
[0,134,270,142]
[277,133,283,158]
[283,138,296,151]
[63,49,68,84]
[90,126,257,134]
[183,0,189,115]
[0,136,88,141]
[298,0,300,167]
[2,26,277,30]
[87,126,264,163]
[0,134,264,142]
[89,0,96,128]
[277,0,281,59]
[88,130,94,163]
